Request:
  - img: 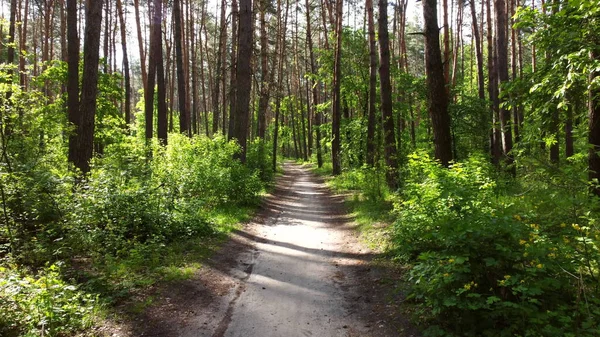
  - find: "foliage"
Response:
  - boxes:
[393,152,600,336]
[0,264,100,337]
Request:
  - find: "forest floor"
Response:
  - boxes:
[105,162,418,337]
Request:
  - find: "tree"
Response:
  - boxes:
[232,0,253,163]
[116,0,131,125]
[495,0,514,173]
[173,0,189,136]
[306,0,322,168]
[73,0,104,173]
[331,0,343,175]
[422,0,452,166]
[66,0,79,166]
[590,50,600,197]
[366,0,377,167]
[378,0,399,187]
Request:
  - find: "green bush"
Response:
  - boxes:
[394,152,600,336]
[0,264,100,337]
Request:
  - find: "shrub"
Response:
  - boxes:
[393,152,600,336]
[0,264,100,337]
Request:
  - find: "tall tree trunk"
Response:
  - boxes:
[589,50,600,197]
[378,0,399,186]
[19,0,29,89]
[306,0,322,167]
[257,0,270,139]
[331,0,343,175]
[116,0,131,125]
[471,0,485,100]
[487,0,501,164]
[173,0,189,135]
[423,0,453,166]
[366,0,377,167]
[443,0,450,88]
[495,0,515,173]
[66,0,79,166]
[272,0,289,172]
[228,0,239,139]
[134,0,147,92]
[213,0,227,134]
[74,0,103,173]
[156,0,167,145]
[145,0,158,141]
[233,0,253,163]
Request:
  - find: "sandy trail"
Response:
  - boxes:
[131,162,411,337]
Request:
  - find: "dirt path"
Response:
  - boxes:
[121,162,416,337]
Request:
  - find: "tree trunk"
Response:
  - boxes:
[331,0,343,175]
[228,0,239,139]
[257,0,270,139]
[74,0,103,173]
[589,50,600,197]
[213,0,227,135]
[423,0,453,166]
[272,0,289,172]
[145,0,159,141]
[378,0,399,186]
[66,0,79,167]
[232,0,253,163]
[495,0,515,173]
[156,0,167,145]
[133,0,147,92]
[306,0,322,167]
[366,0,377,167]
[173,0,189,135]
[471,0,484,100]
[116,0,131,125]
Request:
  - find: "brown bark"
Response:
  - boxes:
[331,0,343,175]
[257,0,270,139]
[74,0,103,173]
[306,0,322,167]
[213,0,227,134]
[66,0,79,167]
[589,50,600,197]
[134,0,147,92]
[156,0,167,145]
[378,0,399,186]
[366,0,377,167]
[471,0,485,100]
[423,0,453,166]
[116,0,131,125]
[232,0,253,163]
[173,0,189,135]
[495,0,515,173]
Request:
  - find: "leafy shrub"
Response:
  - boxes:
[0,264,100,337]
[67,134,263,255]
[394,152,600,336]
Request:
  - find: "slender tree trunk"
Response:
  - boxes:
[156,0,167,145]
[331,0,343,175]
[589,50,600,197]
[74,0,103,173]
[471,0,485,100]
[495,0,515,173]
[423,0,452,166]
[306,0,322,167]
[379,0,399,186]
[487,0,501,164]
[233,0,253,162]
[366,0,377,167]
[257,0,270,139]
[173,0,189,135]
[67,0,79,166]
[228,0,239,138]
[145,0,158,141]
[272,0,289,172]
[116,0,131,125]
[212,0,227,134]
[133,0,147,92]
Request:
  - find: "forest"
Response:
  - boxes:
[0,0,599,335]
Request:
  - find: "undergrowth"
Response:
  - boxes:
[0,134,270,336]
[310,152,600,337]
